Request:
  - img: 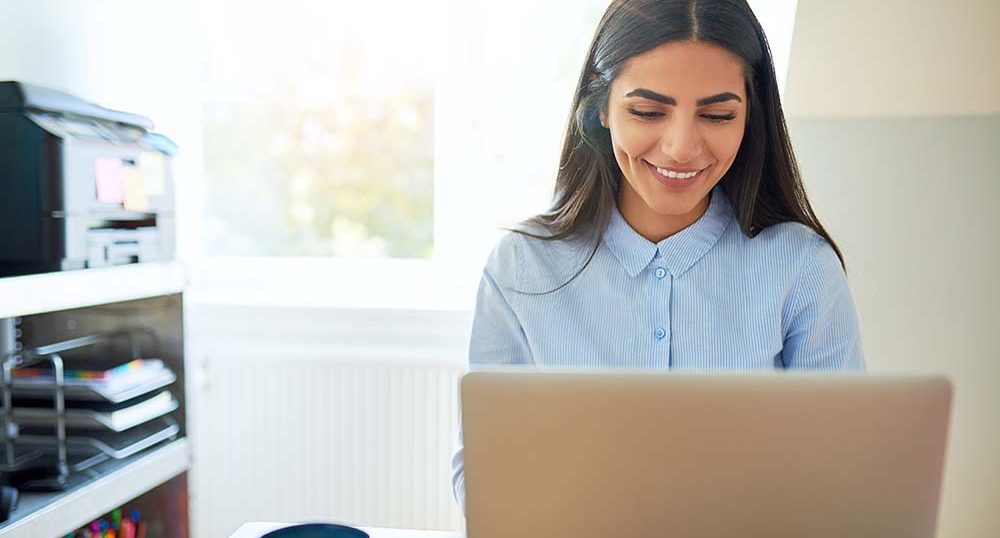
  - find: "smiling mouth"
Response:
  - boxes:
[644,160,709,181]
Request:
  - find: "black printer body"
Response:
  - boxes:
[0,81,176,277]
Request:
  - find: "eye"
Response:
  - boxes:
[702,113,737,123]
[626,108,664,120]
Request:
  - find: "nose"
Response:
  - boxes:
[660,116,703,164]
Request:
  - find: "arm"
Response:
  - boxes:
[781,235,867,371]
[452,235,535,512]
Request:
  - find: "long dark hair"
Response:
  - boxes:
[519,0,845,278]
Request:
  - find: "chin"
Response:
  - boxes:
[646,191,708,218]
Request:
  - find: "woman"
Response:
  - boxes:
[452,0,865,509]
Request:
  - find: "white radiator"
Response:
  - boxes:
[189,354,467,537]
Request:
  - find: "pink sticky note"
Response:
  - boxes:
[95,156,124,204]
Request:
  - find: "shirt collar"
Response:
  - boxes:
[603,186,733,278]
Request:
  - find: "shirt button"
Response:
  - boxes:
[654,267,667,279]
[655,327,666,340]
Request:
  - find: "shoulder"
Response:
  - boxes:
[750,223,848,310]
[483,231,523,289]
[712,220,844,293]
[749,220,820,252]
[484,227,593,291]
[741,221,840,271]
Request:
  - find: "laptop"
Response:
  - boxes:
[460,371,952,538]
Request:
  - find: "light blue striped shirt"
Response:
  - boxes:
[452,187,866,508]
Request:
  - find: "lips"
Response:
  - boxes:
[644,160,708,190]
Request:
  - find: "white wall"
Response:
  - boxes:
[785,0,1000,118]
[786,1,1000,537]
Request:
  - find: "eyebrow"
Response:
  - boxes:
[624,88,743,106]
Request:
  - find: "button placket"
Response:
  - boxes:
[652,265,670,344]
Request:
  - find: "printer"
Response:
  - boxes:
[0,81,176,277]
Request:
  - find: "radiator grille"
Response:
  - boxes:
[190,355,465,537]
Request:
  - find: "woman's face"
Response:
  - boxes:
[602,40,747,241]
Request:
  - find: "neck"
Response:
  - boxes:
[617,189,712,243]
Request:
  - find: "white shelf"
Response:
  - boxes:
[0,438,190,538]
[0,263,187,319]
[0,264,190,536]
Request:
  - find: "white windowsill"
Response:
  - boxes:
[184,256,481,313]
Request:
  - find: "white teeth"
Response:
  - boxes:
[655,165,700,179]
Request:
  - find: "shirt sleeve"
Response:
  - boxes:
[452,233,535,513]
[781,235,867,371]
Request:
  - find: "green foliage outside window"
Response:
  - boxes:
[203,82,433,258]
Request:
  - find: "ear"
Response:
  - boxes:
[598,107,608,128]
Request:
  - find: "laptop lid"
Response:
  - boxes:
[461,371,952,538]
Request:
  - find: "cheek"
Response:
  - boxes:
[707,124,746,164]
[610,122,657,163]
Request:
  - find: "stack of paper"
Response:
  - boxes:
[10,358,175,402]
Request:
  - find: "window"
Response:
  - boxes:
[201,1,435,258]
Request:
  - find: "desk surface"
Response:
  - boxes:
[230,523,463,538]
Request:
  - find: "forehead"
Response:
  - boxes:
[613,40,746,99]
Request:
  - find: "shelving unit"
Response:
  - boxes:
[0,264,190,537]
